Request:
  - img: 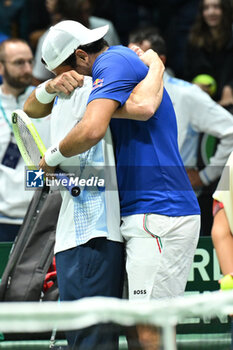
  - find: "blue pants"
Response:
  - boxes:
[56,238,124,350]
[0,223,20,242]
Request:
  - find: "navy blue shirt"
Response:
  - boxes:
[88,46,200,217]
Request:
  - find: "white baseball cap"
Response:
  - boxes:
[42,20,109,71]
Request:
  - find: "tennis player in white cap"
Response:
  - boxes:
[24,20,167,350]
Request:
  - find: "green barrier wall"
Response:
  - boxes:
[178,236,231,335]
[0,242,13,279]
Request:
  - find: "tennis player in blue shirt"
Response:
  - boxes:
[26,20,200,350]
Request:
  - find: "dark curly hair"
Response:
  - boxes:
[62,38,109,68]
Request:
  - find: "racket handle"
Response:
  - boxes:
[56,168,81,197]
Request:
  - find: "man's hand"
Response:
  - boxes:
[39,156,56,179]
[218,85,233,107]
[46,70,84,95]
[186,168,204,189]
[113,45,164,121]
[130,45,164,71]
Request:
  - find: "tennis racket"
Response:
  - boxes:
[11,109,80,197]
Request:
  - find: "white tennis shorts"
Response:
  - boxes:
[121,213,200,300]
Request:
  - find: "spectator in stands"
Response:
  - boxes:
[211,153,233,349]
[157,0,200,78]
[32,0,120,85]
[28,0,53,52]
[91,0,155,46]
[0,39,50,242]
[0,0,29,40]
[0,33,9,84]
[129,28,233,236]
[64,0,120,45]
[211,151,233,275]
[184,0,233,110]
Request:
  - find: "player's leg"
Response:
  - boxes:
[55,237,124,350]
[150,214,200,299]
[121,213,200,350]
[122,215,164,350]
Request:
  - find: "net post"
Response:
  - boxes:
[161,324,177,350]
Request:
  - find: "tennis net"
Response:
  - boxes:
[0,290,232,349]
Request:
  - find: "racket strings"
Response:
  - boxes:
[17,117,42,166]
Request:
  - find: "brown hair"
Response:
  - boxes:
[188,0,233,51]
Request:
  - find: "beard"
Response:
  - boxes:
[4,66,32,89]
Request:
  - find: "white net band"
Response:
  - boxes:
[0,291,233,333]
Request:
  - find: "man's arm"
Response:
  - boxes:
[24,48,163,121]
[39,98,119,174]
[24,88,54,118]
[212,207,233,275]
[114,48,164,121]
[24,70,84,118]
[189,88,233,187]
[54,49,164,157]
[60,98,119,156]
